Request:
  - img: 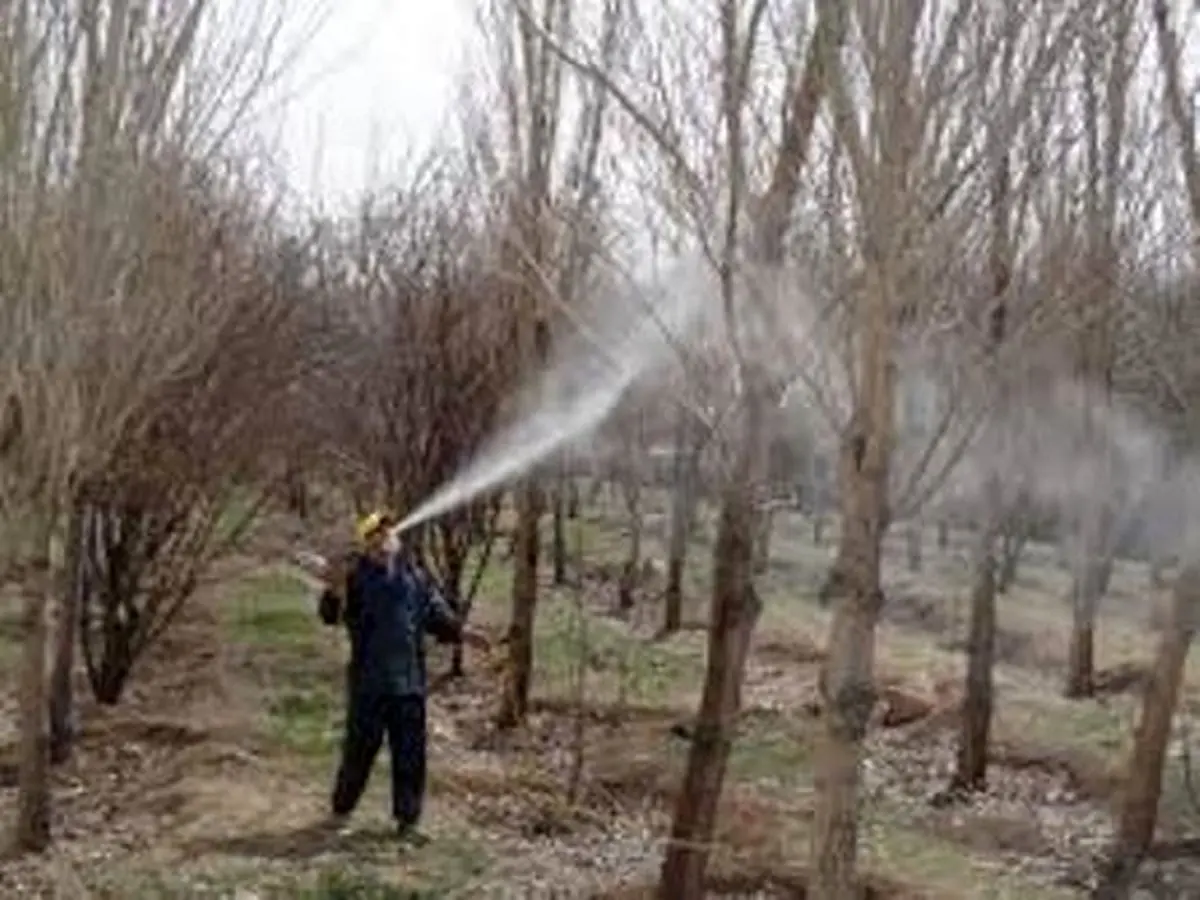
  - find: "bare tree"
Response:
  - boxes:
[995,492,1037,593]
[1091,3,1200,893]
[662,356,720,634]
[612,401,649,612]
[1,0,214,852]
[521,0,845,888]
[810,2,1082,893]
[1094,566,1200,898]
[48,494,85,765]
[662,400,702,632]
[0,0,310,852]
[944,1,1071,798]
[485,0,624,729]
[660,1,851,890]
[75,166,309,707]
[1063,0,1138,700]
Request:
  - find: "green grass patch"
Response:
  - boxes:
[212,490,264,546]
[288,828,490,898]
[224,566,342,758]
[226,567,318,648]
[462,519,706,707]
[460,547,511,611]
[266,683,342,759]
[532,599,704,706]
[729,716,815,784]
[861,812,1078,900]
[299,865,448,900]
[999,686,1132,759]
[1156,760,1200,835]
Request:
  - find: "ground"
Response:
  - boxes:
[0,498,1198,898]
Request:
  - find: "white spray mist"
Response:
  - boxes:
[392,262,715,535]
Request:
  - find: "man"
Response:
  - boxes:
[317,510,487,843]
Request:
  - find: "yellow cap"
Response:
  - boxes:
[355,510,391,543]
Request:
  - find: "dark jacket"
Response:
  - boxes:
[318,552,462,697]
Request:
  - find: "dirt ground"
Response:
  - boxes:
[0,508,1198,898]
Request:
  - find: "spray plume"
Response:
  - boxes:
[392,264,713,536]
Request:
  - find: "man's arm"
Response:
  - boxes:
[418,572,464,645]
[318,556,360,627]
[414,568,492,651]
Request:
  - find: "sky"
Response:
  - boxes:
[254,0,472,212]
[241,0,1200,219]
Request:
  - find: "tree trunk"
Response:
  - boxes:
[48,501,85,765]
[1065,519,1115,698]
[77,504,139,708]
[12,536,54,854]
[658,377,768,899]
[617,412,645,613]
[753,502,774,574]
[1065,598,1097,698]
[810,418,890,900]
[1149,556,1170,590]
[905,520,922,573]
[618,486,642,613]
[567,478,580,519]
[664,409,694,634]
[817,542,851,607]
[496,313,549,729]
[586,474,604,509]
[497,480,540,729]
[948,487,1000,796]
[444,547,468,678]
[996,522,1027,594]
[949,70,1013,796]
[1092,565,1200,898]
[285,468,308,520]
[552,465,568,585]
[684,430,705,538]
[450,630,466,679]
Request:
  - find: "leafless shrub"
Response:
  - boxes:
[312,155,520,669]
[0,0,324,851]
[71,157,313,705]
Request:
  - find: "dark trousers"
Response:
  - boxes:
[331,689,427,827]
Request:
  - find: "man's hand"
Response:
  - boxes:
[293,550,333,587]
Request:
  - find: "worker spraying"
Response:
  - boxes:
[314,510,489,843]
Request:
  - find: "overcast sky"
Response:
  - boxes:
[258,0,471,212]
[247,0,1200,219]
